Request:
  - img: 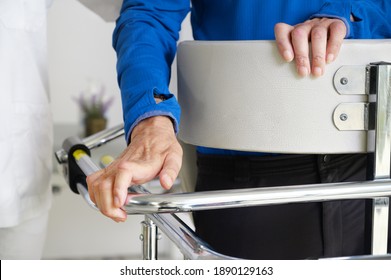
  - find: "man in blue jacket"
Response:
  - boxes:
[87,0,391,259]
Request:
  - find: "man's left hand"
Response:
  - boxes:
[275,18,347,77]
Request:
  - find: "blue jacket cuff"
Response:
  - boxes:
[123,90,180,143]
[310,2,352,38]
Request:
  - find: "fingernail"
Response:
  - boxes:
[298,66,309,77]
[327,54,335,64]
[162,174,173,188]
[313,67,323,77]
[115,215,126,223]
[283,50,294,62]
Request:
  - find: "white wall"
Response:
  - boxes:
[48,0,193,129]
[48,0,122,128]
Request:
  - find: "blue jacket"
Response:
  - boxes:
[113,0,391,153]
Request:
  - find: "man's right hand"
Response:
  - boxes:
[86,116,183,222]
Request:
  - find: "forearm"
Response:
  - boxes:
[113,0,190,141]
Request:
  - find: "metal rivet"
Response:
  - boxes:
[340,77,348,85]
[139,234,144,241]
[340,113,348,121]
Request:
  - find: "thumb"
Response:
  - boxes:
[159,154,182,190]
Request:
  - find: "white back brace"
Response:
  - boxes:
[177,40,391,154]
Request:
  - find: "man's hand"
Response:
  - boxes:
[86,116,183,222]
[274,17,347,77]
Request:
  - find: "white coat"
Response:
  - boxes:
[0,0,53,227]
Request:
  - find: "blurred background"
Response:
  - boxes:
[44,0,192,259]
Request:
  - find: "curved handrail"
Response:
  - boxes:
[123,180,391,214]
[73,149,391,214]
[57,125,391,259]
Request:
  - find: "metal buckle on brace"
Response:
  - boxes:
[333,65,371,131]
[333,62,391,132]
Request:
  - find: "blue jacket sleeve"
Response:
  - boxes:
[113,0,190,142]
[312,0,391,39]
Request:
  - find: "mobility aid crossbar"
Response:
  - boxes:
[56,40,391,260]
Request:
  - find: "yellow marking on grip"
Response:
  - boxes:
[100,155,114,167]
[73,149,87,161]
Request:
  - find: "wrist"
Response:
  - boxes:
[131,116,175,141]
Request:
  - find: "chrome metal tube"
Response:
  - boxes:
[141,217,158,260]
[74,151,391,214]
[55,124,125,164]
[326,254,391,260]
[370,64,391,254]
[72,147,391,218]
[372,197,390,254]
[82,124,124,150]
[75,152,100,176]
[146,213,236,260]
[373,64,391,179]
[76,182,99,211]
[123,179,391,214]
